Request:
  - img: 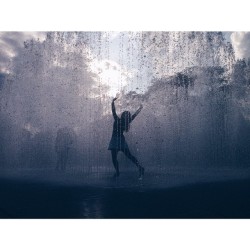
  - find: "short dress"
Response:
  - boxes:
[108,118,129,151]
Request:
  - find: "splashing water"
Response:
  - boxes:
[0,31,249,174]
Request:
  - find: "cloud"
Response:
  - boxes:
[231,32,250,59]
[90,59,133,96]
[102,31,120,40]
[0,32,46,73]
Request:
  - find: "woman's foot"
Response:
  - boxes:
[138,167,144,180]
[113,171,120,178]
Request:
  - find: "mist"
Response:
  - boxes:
[0,31,250,173]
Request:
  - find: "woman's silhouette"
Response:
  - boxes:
[108,97,144,179]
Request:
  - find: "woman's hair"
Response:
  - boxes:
[121,111,132,132]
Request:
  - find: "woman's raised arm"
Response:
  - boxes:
[131,104,143,121]
[111,98,118,120]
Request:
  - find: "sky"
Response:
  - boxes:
[0,32,136,96]
[0,32,46,73]
[0,31,250,96]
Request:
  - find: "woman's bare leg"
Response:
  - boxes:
[123,148,144,178]
[111,149,120,177]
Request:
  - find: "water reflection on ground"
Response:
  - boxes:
[1,168,250,218]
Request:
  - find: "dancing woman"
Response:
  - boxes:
[108,97,144,179]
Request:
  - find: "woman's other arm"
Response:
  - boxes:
[131,104,143,121]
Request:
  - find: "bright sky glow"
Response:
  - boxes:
[90,59,133,96]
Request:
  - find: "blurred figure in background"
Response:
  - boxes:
[55,127,75,170]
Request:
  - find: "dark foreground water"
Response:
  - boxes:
[1,168,250,218]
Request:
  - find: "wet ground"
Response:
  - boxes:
[1,167,250,218]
